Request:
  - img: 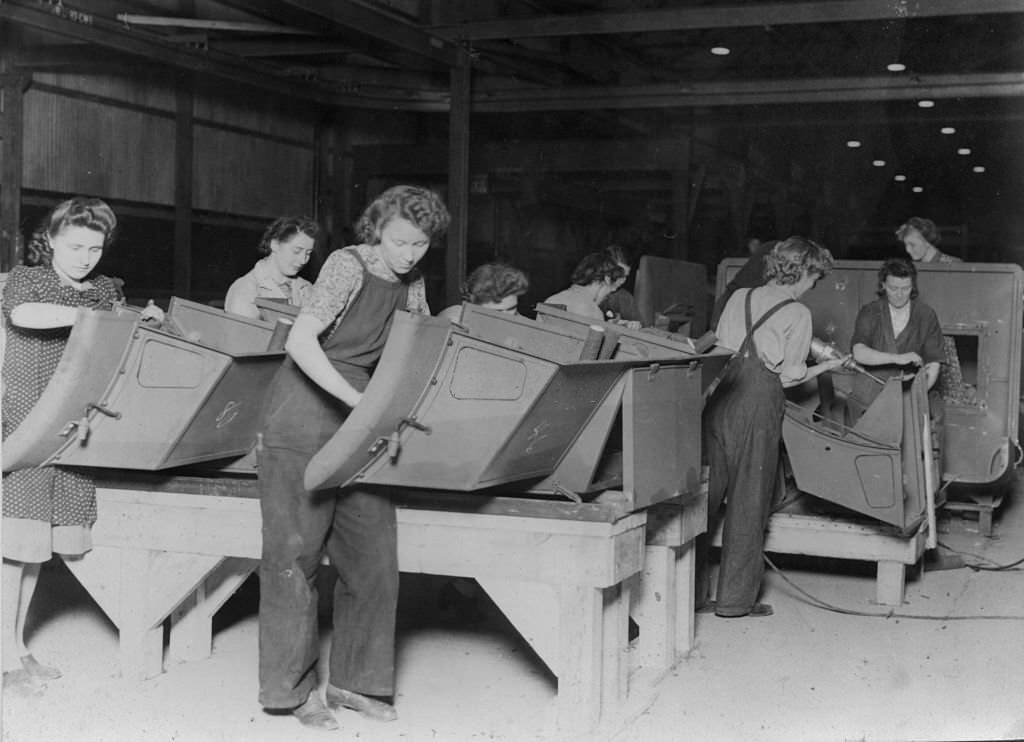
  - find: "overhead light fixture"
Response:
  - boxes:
[872,160,886,167]
[912,186,924,193]
[973,166,986,173]
[940,126,956,135]
[710,46,730,56]
[918,100,935,108]
[894,174,907,182]
[887,62,906,72]
[957,148,972,156]
[846,140,862,148]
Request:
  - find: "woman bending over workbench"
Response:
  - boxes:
[256,185,450,731]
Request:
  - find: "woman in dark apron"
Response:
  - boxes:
[257,186,449,730]
[704,237,844,618]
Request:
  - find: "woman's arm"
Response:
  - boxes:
[852,343,923,368]
[224,276,260,319]
[285,312,363,408]
[9,303,80,329]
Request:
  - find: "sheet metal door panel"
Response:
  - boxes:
[304,312,453,491]
[168,297,275,354]
[718,259,1023,486]
[47,328,283,469]
[2,309,137,472]
[458,303,590,363]
[623,364,705,509]
[535,304,718,360]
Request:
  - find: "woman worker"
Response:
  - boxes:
[257,185,450,731]
[703,237,845,618]
[544,251,625,323]
[437,261,530,321]
[849,257,945,467]
[895,217,974,406]
[224,216,319,319]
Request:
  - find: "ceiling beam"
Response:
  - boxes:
[0,0,443,110]
[275,0,457,67]
[431,0,1024,41]
[471,72,1024,112]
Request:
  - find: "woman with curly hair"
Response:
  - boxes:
[703,236,845,618]
[257,185,450,730]
[224,216,320,319]
[2,197,162,696]
[437,261,530,321]
[543,251,625,322]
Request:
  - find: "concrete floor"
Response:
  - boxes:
[4,478,1024,742]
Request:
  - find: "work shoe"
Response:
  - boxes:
[326,685,398,722]
[21,654,61,680]
[292,691,339,731]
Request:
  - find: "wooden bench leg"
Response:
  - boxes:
[168,557,258,664]
[674,541,696,654]
[875,560,906,606]
[633,544,676,671]
[556,585,604,732]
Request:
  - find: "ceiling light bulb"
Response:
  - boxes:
[912,186,924,193]
[710,46,730,56]
[918,100,935,108]
[973,166,986,173]
[957,148,971,155]
[894,174,907,182]
[872,160,886,167]
[846,140,862,148]
[887,62,906,72]
[941,126,956,135]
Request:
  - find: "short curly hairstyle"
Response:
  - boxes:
[355,185,451,245]
[876,257,919,299]
[764,236,834,286]
[25,197,117,268]
[258,216,320,256]
[462,262,530,304]
[570,252,625,287]
[895,216,940,246]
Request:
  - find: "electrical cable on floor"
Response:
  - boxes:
[936,541,1024,572]
[763,553,1024,621]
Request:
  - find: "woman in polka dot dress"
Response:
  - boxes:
[1,197,162,696]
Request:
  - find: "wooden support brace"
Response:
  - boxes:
[168,557,258,664]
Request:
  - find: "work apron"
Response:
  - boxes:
[258,249,409,709]
[704,290,793,617]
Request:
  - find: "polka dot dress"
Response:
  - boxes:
[2,265,123,554]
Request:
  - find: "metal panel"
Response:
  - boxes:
[459,303,590,363]
[3,302,284,472]
[634,256,709,335]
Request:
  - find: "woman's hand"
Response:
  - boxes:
[140,300,165,326]
[898,351,923,367]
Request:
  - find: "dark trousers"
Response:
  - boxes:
[257,445,398,709]
[703,360,784,616]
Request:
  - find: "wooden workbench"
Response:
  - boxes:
[68,472,704,733]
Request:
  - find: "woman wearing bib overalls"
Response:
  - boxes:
[257,186,450,731]
[704,237,844,618]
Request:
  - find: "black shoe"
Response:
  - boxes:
[326,685,397,722]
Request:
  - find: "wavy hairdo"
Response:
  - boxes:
[764,236,834,286]
[355,185,451,245]
[25,197,117,267]
[258,216,320,256]
[462,262,530,304]
[603,244,631,267]
[571,252,625,286]
[877,257,919,299]
[896,216,940,245]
